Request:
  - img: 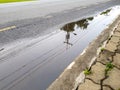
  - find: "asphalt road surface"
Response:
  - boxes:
[0,0,120,90]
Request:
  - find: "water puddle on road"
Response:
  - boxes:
[39,5,120,89]
[59,7,116,49]
[2,6,120,90]
[60,16,94,48]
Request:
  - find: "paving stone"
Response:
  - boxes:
[97,50,113,64]
[117,25,120,30]
[115,28,120,32]
[115,25,120,31]
[105,41,117,52]
[78,79,100,90]
[103,86,111,90]
[103,68,120,90]
[113,53,120,68]
[86,63,105,84]
[116,45,120,53]
[113,31,120,37]
[109,36,119,43]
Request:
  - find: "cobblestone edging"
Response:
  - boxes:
[78,20,120,90]
[47,16,120,90]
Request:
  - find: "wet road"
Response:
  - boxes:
[0,0,120,90]
[0,0,110,24]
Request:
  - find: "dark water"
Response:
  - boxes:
[0,6,120,90]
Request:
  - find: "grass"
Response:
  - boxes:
[100,47,105,52]
[84,69,91,75]
[105,62,114,72]
[105,62,114,76]
[0,0,33,3]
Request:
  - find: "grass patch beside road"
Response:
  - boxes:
[0,0,33,3]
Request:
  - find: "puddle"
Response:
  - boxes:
[61,17,94,31]
[57,6,120,49]
[60,17,94,46]
[1,6,120,90]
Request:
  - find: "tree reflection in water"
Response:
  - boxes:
[60,17,94,49]
[100,9,111,16]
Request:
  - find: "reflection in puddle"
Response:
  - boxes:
[61,17,94,31]
[60,6,119,49]
[61,17,94,48]
[100,9,111,15]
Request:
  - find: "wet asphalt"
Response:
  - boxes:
[0,0,120,90]
[0,0,120,47]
